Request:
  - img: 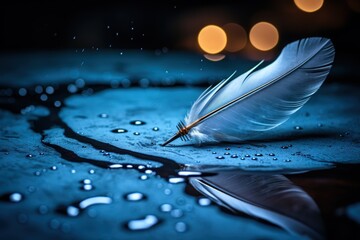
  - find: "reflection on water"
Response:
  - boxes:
[190,170,325,239]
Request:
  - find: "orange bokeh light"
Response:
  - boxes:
[294,0,324,13]
[249,22,279,51]
[223,23,247,52]
[198,25,227,54]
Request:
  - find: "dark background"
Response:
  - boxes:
[1,1,360,82]
[1,1,359,53]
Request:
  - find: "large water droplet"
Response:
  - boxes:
[9,193,23,202]
[216,156,225,159]
[111,128,128,134]
[130,120,146,125]
[124,192,146,201]
[255,153,263,157]
[152,127,159,131]
[231,154,238,158]
[66,206,80,217]
[79,196,112,209]
[133,132,140,136]
[126,215,160,231]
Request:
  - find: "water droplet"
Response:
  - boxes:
[126,165,133,168]
[71,169,76,174]
[124,192,146,201]
[231,154,238,158]
[294,126,303,130]
[212,152,217,154]
[78,196,112,209]
[49,219,60,229]
[82,179,91,185]
[111,128,128,133]
[133,132,140,136]
[130,120,146,125]
[198,198,211,206]
[281,146,288,149]
[89,169,95,174]
[139,175,148,180]
[224,152,230,155]
[9,193,23,202]
[98,113,108,118]
[50,166,57,171]
[144,169,153,174]
[269,153,275,156]
[38,205,49,214]
[66,206,80,217]
[17,213,28,224]
[35,85,43,94]
[225,147,230,150]
[240,157,245,160]
[160,203,172,212]
[67,84,78,93]
[175,222,187,233]
[273,157,278,160]
[255,153,263,157]
[34,171,41,176]
[168,178,185,184]
[45,86,55,94]
[152,127,159,131]
[164,189,172,195]
[18,88,27,96]
[251,157,258,160]
[284,159,292,162]
[109,164,123,169]
[138,165,145,170]
[40,94,48,101]
[170,209,183,218]
[54,100,61,108]
[245,154,250,157]
[126,215,160,231]
[82,184,93,191]
[216,156,225,159]
[26,154,34,158]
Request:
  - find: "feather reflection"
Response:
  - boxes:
[189,169,325,239]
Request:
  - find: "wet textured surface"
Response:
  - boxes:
[1,51,360,239]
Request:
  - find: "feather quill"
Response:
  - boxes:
[162,37,335,146]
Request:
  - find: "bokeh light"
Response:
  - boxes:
[249,22,279,51]
[223,23,247,52]
[294,0,324,13]
[198,25,227,54]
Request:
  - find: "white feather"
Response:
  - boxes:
[184,37,335,143]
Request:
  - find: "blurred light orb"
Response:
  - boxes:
[223,23,247,52]
[249,22,279,51]
[294,0,324,13]
[198,25,227,54]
